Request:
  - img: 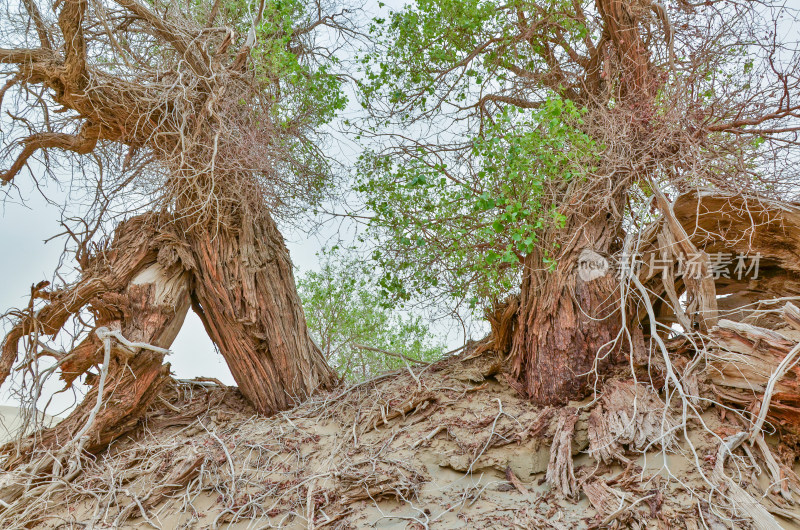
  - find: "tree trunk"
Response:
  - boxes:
[1,219,192,471]
[186,209,337,415]
[502,0,657,406]
[2,206,336,472]
[40,262,191,456]
[509,212,622,405]
[1,203,336,474]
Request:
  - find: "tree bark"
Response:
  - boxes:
[185,209,337,415]
[2,203,337,471]
[509,211,622,405]
[1,218,192,469]
[41,262,191,455]
[505,0,657,406]
[0,0,338,475]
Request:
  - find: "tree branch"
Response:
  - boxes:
[114,0,210,77]
[22,0,52,49]
[0,123,100,183]
[232,0,266,70]
[59,0,88,84]
[477,93,543,109]
[352,343,430,366]
[708,105,800,132]
[0,47,54,65]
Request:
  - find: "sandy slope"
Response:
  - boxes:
[4,351,800,529]
[0,406,60,444]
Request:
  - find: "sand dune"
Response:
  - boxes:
[0,406,60,444]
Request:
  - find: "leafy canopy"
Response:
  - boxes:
[356,0,601,310]
[183,0,348,128]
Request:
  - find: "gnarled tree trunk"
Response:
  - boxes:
[506,0,659,405]
[0,206,336,472]
[186,208,337,415]
[29,263,191,458]
[0,0,338,500]
[509,210,622,405]
[0,0,341,433]
[1,217,191,476]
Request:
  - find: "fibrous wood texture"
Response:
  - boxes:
[0,215,191,505]
[510,211,623,405]
[187,210,337,415]
[507,0,662,405]
[709,309,800,434]
[642,190,800,433]
[0,207,336,492]
[587,379,677,465]
[0,0,339,424]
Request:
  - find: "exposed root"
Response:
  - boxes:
[336,459,425,504]
[0,344,798,528]
[588,380,678,465]
[545,408,579,500]
[711,432,785,529]
[7,191,800,527]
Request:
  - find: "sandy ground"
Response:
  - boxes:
[3,351,800,529]
[0,406,59,444]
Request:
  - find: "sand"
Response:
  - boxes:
[5,350,799,529]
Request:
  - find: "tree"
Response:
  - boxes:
[298,251,443,381]
[358,0,800,404]
[0,0,352,468]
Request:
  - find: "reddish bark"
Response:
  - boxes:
[1,218,192,466]
[187,209,337,415]
[595,0,659,103]
[509,213,622,405]
[507,0,658,405]
[1,205,337,470]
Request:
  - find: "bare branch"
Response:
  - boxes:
[113,0,210,77]
[22,0,52,49]
[0,47,54,65]
[0,123,100,183]
[708,105,800,132]
[477,93,543,110]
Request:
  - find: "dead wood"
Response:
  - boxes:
[0,343,792,529]
[545,407,579,499]
[336,459,426,504]
[582,477,629,522]
[588,380,678,465]
[505,466,528,495]
[636,189,800,435]
[707,310,800,434]
[641,189,800,331]
[711,432,785,530]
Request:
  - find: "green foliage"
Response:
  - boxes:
[249,0,347,127]
[187,0,347,129]
[357,97,598,310]
[360,0,592,115]
[297,251,444,381]
[354,0,602,311]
